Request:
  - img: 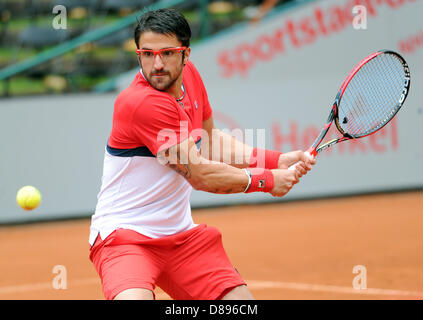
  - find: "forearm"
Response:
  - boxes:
[207,129,284,169]
[195,160,250,193]
[164,135,276,195]
[205,129,253,169]
[169,157,249,194]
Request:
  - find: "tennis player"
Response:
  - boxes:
[89,8,315,300]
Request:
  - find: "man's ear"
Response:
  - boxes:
[183,47,191,65]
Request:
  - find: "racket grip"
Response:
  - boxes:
[288,151,314,171]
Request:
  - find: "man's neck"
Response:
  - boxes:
[166,76,184,100]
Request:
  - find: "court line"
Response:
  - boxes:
[0,278,100,295]
[1,278,422,298]
[247,280,423,298]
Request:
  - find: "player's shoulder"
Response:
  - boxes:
[184,60,201,78]
[183,60,207,91]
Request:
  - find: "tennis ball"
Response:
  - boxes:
[16,186,42,211]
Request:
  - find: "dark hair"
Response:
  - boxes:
[134,8,191,49]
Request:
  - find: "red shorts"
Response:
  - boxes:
[89,224,246,300]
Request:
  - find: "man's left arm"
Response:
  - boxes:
[201,116,252,168]
[202,116,315,172]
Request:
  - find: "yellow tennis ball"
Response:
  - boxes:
[16,186,42,210]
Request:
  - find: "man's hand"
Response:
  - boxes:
[277,150,316,176]
[269,169,300,197]
[269,150,317,197]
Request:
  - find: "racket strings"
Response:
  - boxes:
[338,53,406,137]
[342,56,401,133]
[345,54,404,134]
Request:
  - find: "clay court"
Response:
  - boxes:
[0,190,422,300]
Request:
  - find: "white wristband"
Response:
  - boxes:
[243,168,252,193]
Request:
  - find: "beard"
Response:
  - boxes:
[145,62,184,92]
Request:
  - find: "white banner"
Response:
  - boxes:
[188,0,423,206]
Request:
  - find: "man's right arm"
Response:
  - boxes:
[158,136,301,197]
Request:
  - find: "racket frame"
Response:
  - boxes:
[310,50,410,156]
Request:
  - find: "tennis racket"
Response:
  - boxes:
[289,50,410,170]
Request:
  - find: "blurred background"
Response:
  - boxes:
[0,0,422,224]
[0,0,287,97]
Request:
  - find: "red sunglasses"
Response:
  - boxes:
[136,46,186,60]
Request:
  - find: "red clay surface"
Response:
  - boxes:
[0,191,422,300]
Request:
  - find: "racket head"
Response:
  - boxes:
[334,50,410,139]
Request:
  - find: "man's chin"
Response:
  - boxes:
[148,78,174,92]
[151,83,167,91]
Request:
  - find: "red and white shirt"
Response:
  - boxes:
[89,61,212,245]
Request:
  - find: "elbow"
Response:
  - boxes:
[189,174,209,192]
[188,168,212,192]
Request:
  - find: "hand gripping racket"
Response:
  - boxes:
[289,50,410,170]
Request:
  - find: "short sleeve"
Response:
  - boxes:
[132,93,192,155]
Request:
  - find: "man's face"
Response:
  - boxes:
[137,31,190,92]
